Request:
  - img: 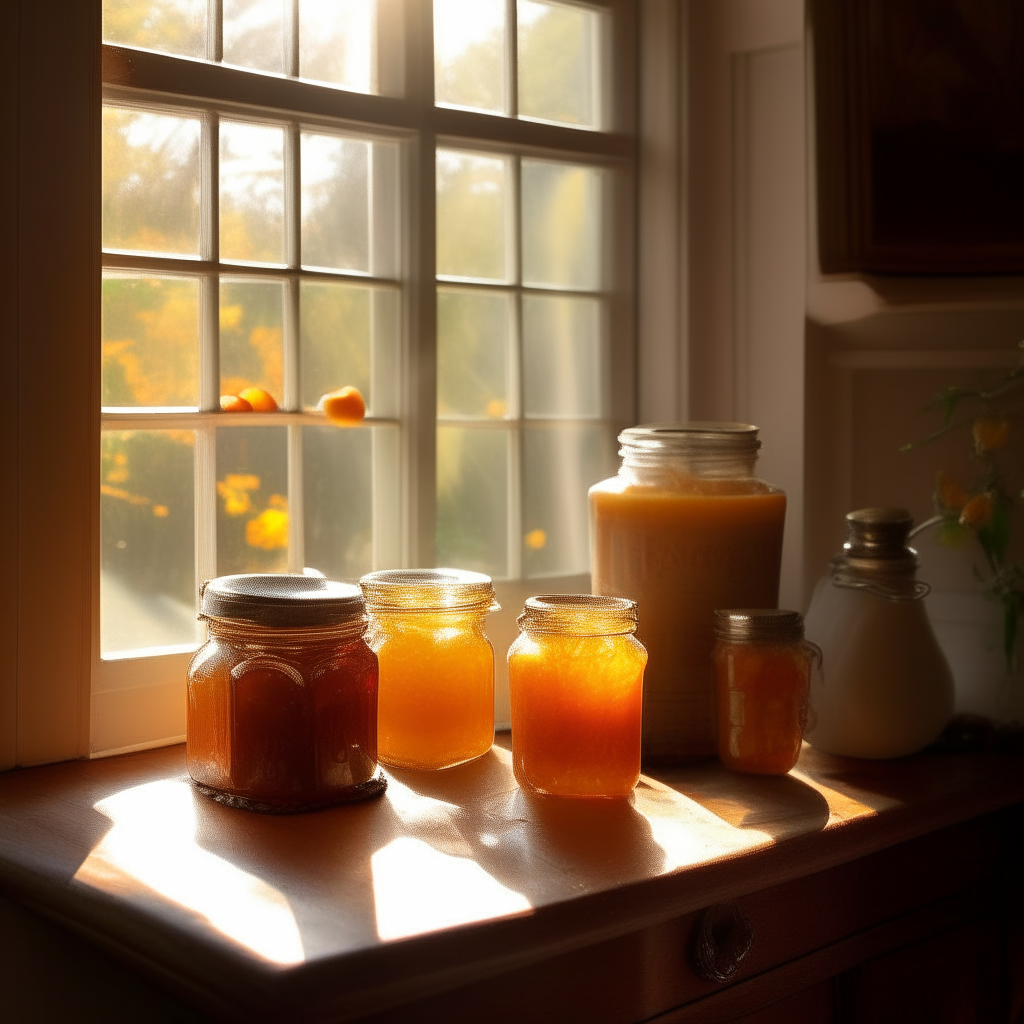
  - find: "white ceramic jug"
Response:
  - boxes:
[804,508,954,759]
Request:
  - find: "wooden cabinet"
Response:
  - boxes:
[358,810,1021,1023]
[1,744,1023,1023]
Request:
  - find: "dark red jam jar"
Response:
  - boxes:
[187,574,385,812]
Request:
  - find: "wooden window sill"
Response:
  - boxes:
[1,734,1023,1021]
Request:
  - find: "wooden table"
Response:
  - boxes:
[1,737,1023,1023]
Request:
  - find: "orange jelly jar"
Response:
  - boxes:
[712,609,820,775]
[187,574,385,812]
[361,569,497,771]
[508,595,647,798]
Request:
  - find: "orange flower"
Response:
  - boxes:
[972,415,1009,452]
[935,470,970,513]
[959,493,993,529]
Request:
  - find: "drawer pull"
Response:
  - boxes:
[693,902,754,983]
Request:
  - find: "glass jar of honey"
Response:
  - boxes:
[360,569,498,770]
[508,595,647,798]
[187,574,385,812]
[590,423,787,765]
[712,609,820,775]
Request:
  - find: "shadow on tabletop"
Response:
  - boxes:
[649,756,832,841]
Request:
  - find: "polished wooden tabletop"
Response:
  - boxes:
[1,736,1022,1021]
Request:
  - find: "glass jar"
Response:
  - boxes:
[508,595,646,798]
[589,423,787,765]
[187,574,384,813]
[713,609,820,775]
[360,568,498,770]
[804,508,955,759]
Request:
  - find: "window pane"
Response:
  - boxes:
[436,150,510,281]
[217,427,289,575]
[437,427,508,577]
[220,121,286,265]
[103,106,202,257]
[101,430,197,655]
[437,289,510,418]
[102,274,200,408]
[303,425,373,581]
[301,134,370,272]
[522,294,602,418]
[523,424,612,578]
[220,280,284,406]
[103,0,207,58]
[522,159,603,290]
[299,282,378,410]
[434,0,506,115]
[299,0,374,92]
[223,0,286,74]
[518,0,599,128]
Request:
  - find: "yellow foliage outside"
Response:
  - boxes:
[246,508,289,550]
[524,528,547,550]
[217,473,261,517]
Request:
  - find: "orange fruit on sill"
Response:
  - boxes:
[238,387,279,412]
[220,394,253,412]
[319,386,366,425]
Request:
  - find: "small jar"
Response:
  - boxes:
[590,423,787,765]
[361,569,498,770]
[713,609,820,775]
[508,595,647,798]
[187,574,384,812]
[803,508,955,759]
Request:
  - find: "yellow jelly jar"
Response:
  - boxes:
[360,568,498,770]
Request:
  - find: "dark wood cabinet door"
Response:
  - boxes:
[837,917,1005,1024]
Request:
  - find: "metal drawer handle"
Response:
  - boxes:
[693,902,755,983]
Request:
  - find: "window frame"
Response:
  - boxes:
[2,0,643,767]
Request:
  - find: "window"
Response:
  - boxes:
[90,0,637,755]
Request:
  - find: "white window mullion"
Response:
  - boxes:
[197,110,220,593]
[505,0,518,119]
[285,0,300,79]
[507,153,524,580]
[284,120,304,572]
[408,1,437,570]
[207,0,223,64]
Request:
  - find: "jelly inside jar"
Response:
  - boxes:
[714,641,809,775]
[187,635,378,809]
[509,631,646,798]
[373,610,494,771]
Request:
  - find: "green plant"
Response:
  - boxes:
[901,342,1024,672]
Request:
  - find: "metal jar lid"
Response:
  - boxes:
[713,608,804,644]
[618,422,761,461]
[360,568,497,613]
[517,594,638,636]
[200,574,365,627]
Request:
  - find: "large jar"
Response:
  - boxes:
[361,568,497,770]
[187,574,384,812]
[508,595,647,798]
[590,423,786,764]
[804,508,955,759]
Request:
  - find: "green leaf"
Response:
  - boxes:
[937,519,970,550]
[978,500,1011,567]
